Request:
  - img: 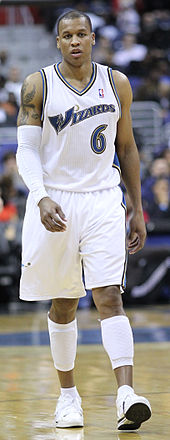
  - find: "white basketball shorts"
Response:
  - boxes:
[20,186,127,301]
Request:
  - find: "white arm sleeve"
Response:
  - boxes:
[16,125,49,205]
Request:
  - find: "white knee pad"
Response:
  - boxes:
[48,315,78,372]
[101,315,134,369]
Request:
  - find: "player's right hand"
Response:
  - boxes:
[38,197,67,232]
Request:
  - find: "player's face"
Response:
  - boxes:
[57,17,95,66]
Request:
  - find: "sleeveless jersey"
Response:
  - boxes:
[40,62,121,192]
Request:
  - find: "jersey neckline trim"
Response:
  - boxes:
[54,62,97,95]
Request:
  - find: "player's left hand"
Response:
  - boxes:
[128,211,146,254]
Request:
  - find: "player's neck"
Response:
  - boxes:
[59,60,93,84]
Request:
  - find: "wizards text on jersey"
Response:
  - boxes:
[49,103,115,135]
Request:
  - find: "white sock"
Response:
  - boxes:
[117,385,134,401]
[101,315,134,369]
[48,315,77,371]
[61,386,79,399]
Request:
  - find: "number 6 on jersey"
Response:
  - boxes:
[91,124,108,154]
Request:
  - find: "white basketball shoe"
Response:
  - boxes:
[116,392,152,431]
[55,394,84,428]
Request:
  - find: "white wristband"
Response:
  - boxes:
[16,125,49,205]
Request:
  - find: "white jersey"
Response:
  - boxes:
[40,62,121,192]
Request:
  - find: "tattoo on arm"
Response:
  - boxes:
[18,80,40,125]
[22,82,36,106]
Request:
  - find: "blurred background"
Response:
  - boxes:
[0,0,170,311]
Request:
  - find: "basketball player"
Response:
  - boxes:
[16,10,152,431]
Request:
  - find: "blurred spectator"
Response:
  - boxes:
[142,157,170,205]
[0,176,18,222]
[158,79,170,122]
[116,0,141,34]
[93,35,114,66]
[0,65,20,124]
[135,66,170,123]
[97,22,120,43]
[134,64,160,101]
[0,69,19,126]
[5,66,22,106]
[162,148,170,172]
[2,151,26,192]
[0,75,8,123]
[141,10,170,50]
[150,157,170,178]
[113,33,147,72]
[145,177,170,221]
[1,151,28,218]
[97,9,120,42]
[0,50,10,77]
[0,74,8,102]
[0,91,18,126]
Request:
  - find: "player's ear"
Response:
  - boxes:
[91,32,95,46]
[56,36,60,50]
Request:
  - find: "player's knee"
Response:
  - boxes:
[49,298,79,324]
[92,286,124,317]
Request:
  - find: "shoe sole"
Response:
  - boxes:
[56,419,84,428]
[118,402,151,431]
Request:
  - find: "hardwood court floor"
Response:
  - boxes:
[0,305,170,440]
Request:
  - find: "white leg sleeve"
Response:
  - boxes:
[101,316,134,369]
[48,315,78,372]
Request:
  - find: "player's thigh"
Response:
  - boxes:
[80,187,126,290]
[21,191,85,299]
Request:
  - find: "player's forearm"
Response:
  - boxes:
[16,125,48,205]
[119,146,143,213]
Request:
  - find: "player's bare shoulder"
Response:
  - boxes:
[112,70,133,107]
[17,71,43,126]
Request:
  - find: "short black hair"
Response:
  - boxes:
[56,9,92,35]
